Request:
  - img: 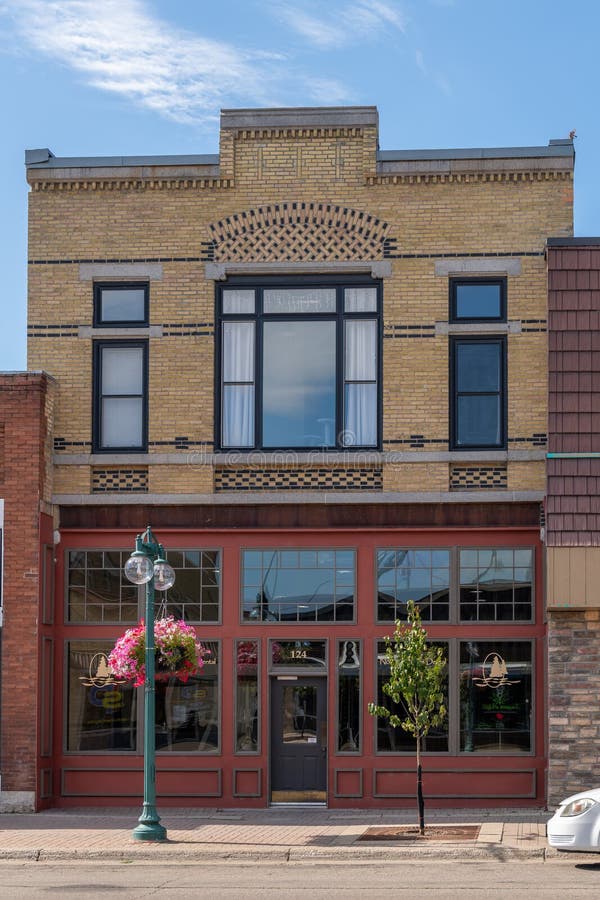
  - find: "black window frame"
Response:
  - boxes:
[449,277,507,323]
[92,339,149,453]
[93,282,149,328]
[450,334,507,450]
[215,275,383,452]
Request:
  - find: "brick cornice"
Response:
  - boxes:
[29,177,234,192]
[367,170,573,186]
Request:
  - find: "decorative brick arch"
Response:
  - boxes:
[207,202,391,262]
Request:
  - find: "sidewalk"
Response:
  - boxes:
[0,807,557,861]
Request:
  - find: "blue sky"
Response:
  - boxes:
[0,0,598,370]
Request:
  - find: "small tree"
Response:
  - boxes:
[369,600,446,834]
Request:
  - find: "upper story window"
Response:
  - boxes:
[450,278,506,322]
[217,278,381,450]
[93,283,149,327]
[450,336,506,449]
[93,340,148,452]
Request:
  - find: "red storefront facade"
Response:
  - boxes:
[47,505,545,809]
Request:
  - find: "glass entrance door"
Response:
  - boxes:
[270,677,327,802]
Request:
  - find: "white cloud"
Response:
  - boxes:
[0,0,286,125]
[275,0,406,50]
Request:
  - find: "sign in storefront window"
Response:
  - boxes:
[242,549,355,622]
[337,640,361,752]
[236,640,259,752]
[376,640,449,752]
[67,640,136,751]
[270,639,326,668]
[460,641,532,753]
[155,641,220,752]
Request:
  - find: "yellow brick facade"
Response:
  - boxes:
[26,108,573,499]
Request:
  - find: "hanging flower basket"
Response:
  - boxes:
[108,617,208,687]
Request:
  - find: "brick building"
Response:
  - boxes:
[546,238,600,805]
[7,106,575,810]
[0,372,55,812]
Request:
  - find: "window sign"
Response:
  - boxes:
[67,641,136,752]
[270,639,326,668]
[460,641,532,753]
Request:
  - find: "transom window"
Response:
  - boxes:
[218,279,380,450]
[450,278,506,322]
[94,283,149,326]
[376,547,533,623]
[241,548,355,622]
[67,549,221,623]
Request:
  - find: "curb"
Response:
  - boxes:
[0,843,551,863]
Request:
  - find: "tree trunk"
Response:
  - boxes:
[416,736,425,835]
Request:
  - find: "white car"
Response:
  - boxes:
[547,787,600,852]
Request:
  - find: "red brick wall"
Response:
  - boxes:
[0,373,54,799]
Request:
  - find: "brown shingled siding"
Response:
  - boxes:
[547,245,600,544]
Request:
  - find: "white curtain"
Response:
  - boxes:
[344,320,377,446]
[222,322,255,447]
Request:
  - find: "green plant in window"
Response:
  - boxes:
[369,601,446,835]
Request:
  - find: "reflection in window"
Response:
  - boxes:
[67,641,136,751]
[460,548,533,621]
[338,640,360,752]
[376,641,448,753]
[460,641,532,753]
[281,685,318,743]
[236,641,259,752]
[155,642,219,752]
[451,337,505,449]
[67,550,138,623]
[377,549,450,622]
[271,639,326,667]
[241,549,355,623]
[219,281,380,450]
[162,550,221,623]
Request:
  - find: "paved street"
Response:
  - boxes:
[0,858,599,899]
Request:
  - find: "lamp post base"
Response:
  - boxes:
[132,806,167,842]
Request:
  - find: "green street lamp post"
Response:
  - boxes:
[124,525,176,842]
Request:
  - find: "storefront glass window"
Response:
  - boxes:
[460,641,532,753]
[376,640,449,753]
[66,640,136,751]
[459,548,533,621]
[270,639,327,668]
[163,550,221,622]
[67,549,221,624]
[376,549,450,622]
[67,551,138,623]
[241,549,355,622]
[155,641,220,752]
[236,640,259,752]
[337,640,360,752]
